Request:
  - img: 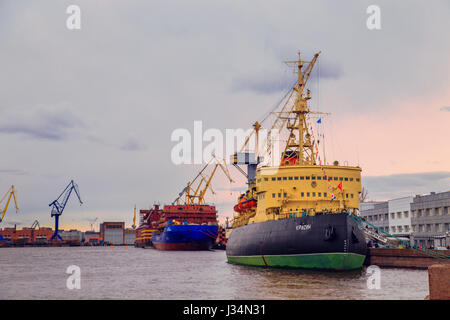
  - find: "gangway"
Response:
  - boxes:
[349,213,450,261]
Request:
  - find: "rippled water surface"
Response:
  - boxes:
[0,247,428,299]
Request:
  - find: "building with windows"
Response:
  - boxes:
[410,191,450,248]
[0,226,53,244]
[388,196,413,237]
[359,201,389,233]
[360,191,450,248]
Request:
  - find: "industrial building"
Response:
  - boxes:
[0,226,53,244]
[360,191,450,248]
[60,229,83,243]
[124,228,136,245]
[100,222,125,245]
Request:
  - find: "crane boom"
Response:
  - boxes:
[0,185,19,223]
[174,158,234,205]
[49,180,83,241]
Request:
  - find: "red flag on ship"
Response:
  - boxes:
[337,181,343,191]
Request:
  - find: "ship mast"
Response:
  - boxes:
[282,51,321,166]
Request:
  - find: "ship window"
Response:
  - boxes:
[272,177,276,181]
[278,193,281,198]
[317,176,321,180]
[285,161,289,165]
[312,192,316,197]
[283,177,287,180]
[272,193,275,198]
[277,177,281,181]
[318,192,322,197]
[356,178,360,182]
[300,176,304,180]
[324,192,327,197]
[346,194,348,198]
[283,193,287,197]
[306,176,310,180]
[339,177,343,181]
[334,177,338,181]
[351,194,354,198]
[288,176,293,180]
[307,192,310,197]
[264,178,268,181]
[344,177,348,181]
[312,176,316,180]
[350,178,353,181]
[294,176,298,180]
[301,192,304,197]
[328,176,332,180]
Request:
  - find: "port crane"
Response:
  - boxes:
[49,180,83,241]
[0,185,19,241]
[0,185,19,224]
[132,205,137,229]
[87,217,98,231]
[173,158,234,205]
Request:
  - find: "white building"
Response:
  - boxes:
[388,196,414,237]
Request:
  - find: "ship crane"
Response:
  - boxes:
[49,180,83,241]
[0,185,19,241]
[174,158,234,205]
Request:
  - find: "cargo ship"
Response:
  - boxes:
[137,159,233,251]
[152,204,219,250]
[226,51,367,270]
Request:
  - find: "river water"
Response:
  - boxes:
[0,247,428,300]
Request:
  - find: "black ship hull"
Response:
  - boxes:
[226,213,367,270]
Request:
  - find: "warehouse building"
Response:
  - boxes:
[101,222,125,245]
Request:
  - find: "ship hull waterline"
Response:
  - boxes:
[226,213,367,271]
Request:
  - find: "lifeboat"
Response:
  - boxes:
[234,197,257,213]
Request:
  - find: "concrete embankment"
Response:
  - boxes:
[364,248,450,269]
[427,264,450,300]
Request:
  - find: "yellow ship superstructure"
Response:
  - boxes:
[233,164,361,227]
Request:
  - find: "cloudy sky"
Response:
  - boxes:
[0,0,449,230]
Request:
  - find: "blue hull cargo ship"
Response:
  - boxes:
[151,204,219,251]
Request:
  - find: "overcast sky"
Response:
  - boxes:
[1,0,449,230]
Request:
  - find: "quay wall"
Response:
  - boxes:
[365,248,450,269]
